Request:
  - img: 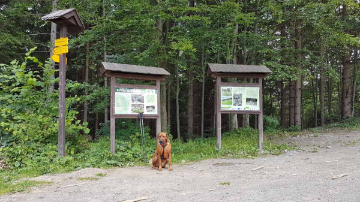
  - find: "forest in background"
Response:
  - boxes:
[1,0,360,140]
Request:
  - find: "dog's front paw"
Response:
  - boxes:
[169,167,173,171]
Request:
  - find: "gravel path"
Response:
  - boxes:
[1,130,360,202]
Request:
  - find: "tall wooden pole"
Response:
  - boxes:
[216,77,222,149]
[258,78,264,152]
[156,79,161,135]
[58,25,67,157]
[110,77,115,154]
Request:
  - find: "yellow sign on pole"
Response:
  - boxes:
[55,37,68,47]
[51,54,67,64]
[53,46,68,55]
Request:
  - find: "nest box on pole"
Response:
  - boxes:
[42,9,85,157]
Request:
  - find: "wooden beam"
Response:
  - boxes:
[220,82,261,87]
[113,115,159,119]
[211,73,268,79]
[156,79,161,135]
[216,77,222,149]
[58,25,67,157]
[258,78,264,152]
[220,110,261,114]
[104,71,167,81]
[110,77,115,154]
[114,84,157,90]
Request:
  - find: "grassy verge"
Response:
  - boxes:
[0,180,52,195]
[0,125,308,196]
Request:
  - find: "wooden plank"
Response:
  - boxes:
[114,84,157,90]
[58,25,67,157]
[156,79,161,135]
[216,77,222,149]
[110,77,115,154]
[104,71,167,81]
[220,110,261,114]
[220,82,261,87]
[113,114,159,119]
[258,78,264,152]
[210,73,268,79]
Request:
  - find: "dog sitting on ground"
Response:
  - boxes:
[152,132,173,171]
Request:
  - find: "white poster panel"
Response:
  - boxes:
[115,88,157,114]
[221,86,260,111]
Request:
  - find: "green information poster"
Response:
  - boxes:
[115,88,157,114]
[220,86,260,111]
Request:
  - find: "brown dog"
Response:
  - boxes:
[152,132,173,171]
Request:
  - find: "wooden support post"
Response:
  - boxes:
[58,25,67,157]
[258,78,264,152]
[216,77,222,149]
[156,79,161,135]
[110,77,115,154]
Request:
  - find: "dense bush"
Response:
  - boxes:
[0,48,90,168]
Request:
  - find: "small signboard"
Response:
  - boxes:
[55,37,68,47]
[114,87,158,115]
[53,46,68,55]
[51,54,67,63]
[220,86,260,111]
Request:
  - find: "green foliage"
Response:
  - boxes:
[263,115,280,133]
[0,50,90,168]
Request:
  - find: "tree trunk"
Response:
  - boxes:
[342,52,352,119]
[328,77,332,116]
[294,22,302,127]
[49,0,57,94]
[289,80,295,126]
[84,42,89,123]
[176,64,180,139]
[187,71,194,135]
[230,21,238,130]
[281,82,289,127]
[103,0,108,122]
[341,5,352,119]
[320,43,325,126]
[352,49,358,117]
[201,48,205,138]
[315,75,318,127]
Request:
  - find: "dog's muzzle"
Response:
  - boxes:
[159,140,164,144]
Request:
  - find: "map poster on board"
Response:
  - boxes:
[221,86,260,111]
[115,88,157,114]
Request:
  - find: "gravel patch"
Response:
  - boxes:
[1,130,360,202]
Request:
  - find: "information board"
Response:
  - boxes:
[220,86,260,111]
[114,88,157,114]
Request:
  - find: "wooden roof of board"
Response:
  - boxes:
[42,8,84,35]
[102,62,170,76]
[207,63,272,74]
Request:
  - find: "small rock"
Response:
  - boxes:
[181,160,186,163]
[284,150,288,153]
[326,146,331,149]
[289,153,293,156]
[209,189,214,191]
[292,174,297,176]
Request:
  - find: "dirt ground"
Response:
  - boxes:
[1,130,360,202]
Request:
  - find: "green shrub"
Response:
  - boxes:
[263,115,280,132]
[0,48,90,169]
